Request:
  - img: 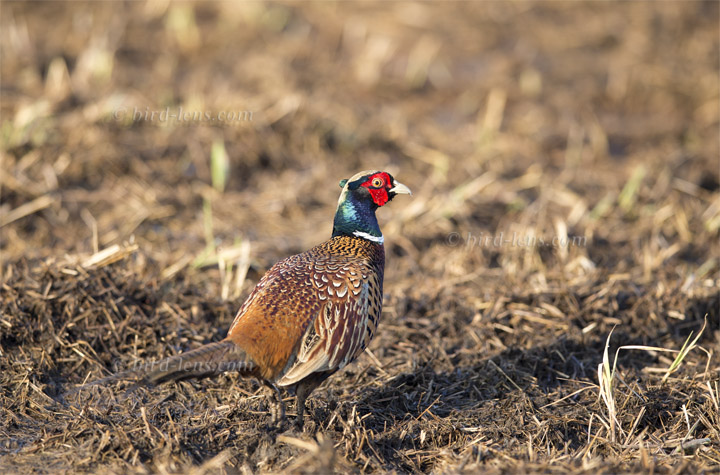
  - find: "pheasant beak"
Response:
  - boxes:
[389,180,412,196]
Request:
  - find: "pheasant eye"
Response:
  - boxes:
[371,177,384,188]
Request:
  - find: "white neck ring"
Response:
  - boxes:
[353,231,384,244]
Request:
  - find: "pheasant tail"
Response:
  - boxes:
[139,340,255,385]
[71,340,255,392]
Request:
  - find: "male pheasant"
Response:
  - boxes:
[82,170,411,428]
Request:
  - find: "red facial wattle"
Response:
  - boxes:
[361,172,392,207]
[368,187,389,206]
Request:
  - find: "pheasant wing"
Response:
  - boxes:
[275,258,382,386]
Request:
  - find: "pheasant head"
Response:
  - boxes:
[332,170,412,243]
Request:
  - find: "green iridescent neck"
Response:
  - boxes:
[332,195,383,242]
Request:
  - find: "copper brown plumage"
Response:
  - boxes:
[77,170,411,428]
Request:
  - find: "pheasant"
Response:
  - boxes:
[80,170,411,428]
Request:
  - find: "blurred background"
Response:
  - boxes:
[1,2,719,472]
[2,2,717,278]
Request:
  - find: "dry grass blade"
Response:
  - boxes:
[0,194,55,227]
[81,243,139,269]
[597,327,619,443]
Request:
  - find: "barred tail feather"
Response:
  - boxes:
[141,340,255,385]
[70,340,255,393]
